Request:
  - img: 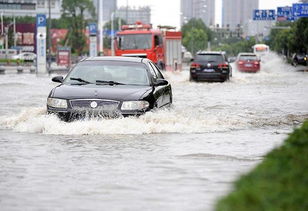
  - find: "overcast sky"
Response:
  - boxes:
[117,0,300,29]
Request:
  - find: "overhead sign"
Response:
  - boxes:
[277,7,294,21]
[253,9,276,21]
[293,3,308,17]
[88,23,97,36]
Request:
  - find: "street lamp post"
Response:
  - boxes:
[98,0,104,55]
[111,12,115,56]
[48,0,52,69]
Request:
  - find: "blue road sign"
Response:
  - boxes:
[293,3,308,17]
[253,9,276,21]
[277,7,294,21]
[88,23,97,36]
[36,14,46,27]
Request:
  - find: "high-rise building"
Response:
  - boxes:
[222,0,259,30]
[93,0,117,23]
[180,0,215,27]
[0,0,62,18]
[116,6,151,25]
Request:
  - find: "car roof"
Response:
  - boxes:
[83,56,146,63]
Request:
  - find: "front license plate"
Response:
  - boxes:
[245,64,253,67]
[204,69,215,72]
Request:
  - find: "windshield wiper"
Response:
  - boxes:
[70,77,92,84]
[96,80,126,85]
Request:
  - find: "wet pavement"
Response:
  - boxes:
[0,53,307,210]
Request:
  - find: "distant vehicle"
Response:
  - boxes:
[236,53,260,73]
[291,53,307,67]
[47,57,172,121]
[115,22,182,71]
[0,49,18,59]
[182,51,193,63]
[189,51,232,82]
[12,52,36,61]
[253,44,269,57]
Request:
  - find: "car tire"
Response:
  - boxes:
[293,60,298,67]
[189,74,194,82]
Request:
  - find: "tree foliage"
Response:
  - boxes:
[213,37,256,56]
[181,18,213,54]
[61,0,95,55]
[267,18,308,56]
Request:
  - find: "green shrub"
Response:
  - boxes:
[216,121,308,211]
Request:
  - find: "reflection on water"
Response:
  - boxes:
[0,52,307,210]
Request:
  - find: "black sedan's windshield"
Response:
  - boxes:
[64,61,150,86]
[118,34,152,50]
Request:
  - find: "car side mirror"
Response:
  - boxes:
[154,79,168,86]
[52,76,64,83]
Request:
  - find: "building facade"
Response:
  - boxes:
[92,0,117,23]
[180,0,215,27]
[116,6,151,25]
[222,0,259,30]
[0,0,62,18]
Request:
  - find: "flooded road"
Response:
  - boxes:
[1,53,308,210]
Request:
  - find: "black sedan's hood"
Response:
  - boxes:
[50,84,152,101]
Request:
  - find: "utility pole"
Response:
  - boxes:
[98,0,104,55]
[13,16,16,47]
[48,0,52,69]
[111,12,114,56]
[4,22,13,60]
[1,12,3,36]
[126,0,128,23]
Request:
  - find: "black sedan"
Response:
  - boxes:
[47,57,172,121]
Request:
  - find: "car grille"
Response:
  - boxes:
[70,99,120,110]
[69,99,121,119]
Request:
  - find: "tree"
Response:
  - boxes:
[213,37,256,56]
[61,0,95,55]
[181,18,212,54]
[267,18,308,56]
[291,18,308,53]
[182,28,208,54]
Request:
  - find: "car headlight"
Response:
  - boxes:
[47,98,68,109]
[121,101,149,111]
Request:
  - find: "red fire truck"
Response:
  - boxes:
[114,22,182,71]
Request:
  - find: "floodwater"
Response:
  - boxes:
[0,53,308,210]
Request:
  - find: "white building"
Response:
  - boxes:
[222,0,259,30]
[116,6,151,25]
[0,0,62,18]
[92,0,117,23]
[243,19,275,39]
[181,0,216,27]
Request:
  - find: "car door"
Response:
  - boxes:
[149,61,171,107]
[147,61,164,108]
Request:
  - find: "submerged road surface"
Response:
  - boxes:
[0,53,308,210]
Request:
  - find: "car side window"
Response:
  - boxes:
[149,62,164,79]
[148,62,158,79]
